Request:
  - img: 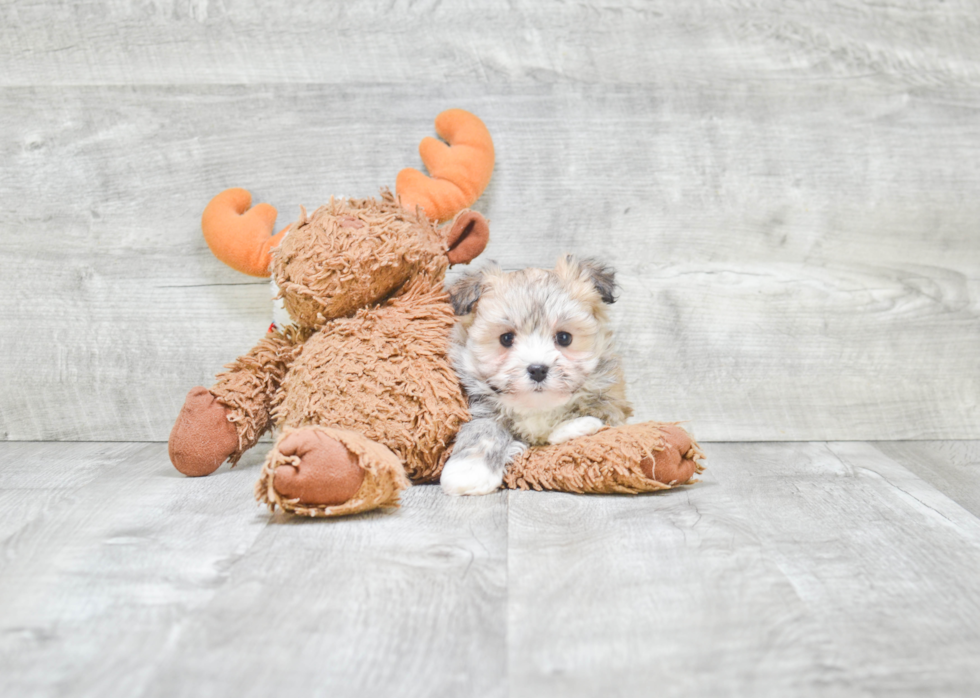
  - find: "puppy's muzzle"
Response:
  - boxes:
[527,364,549,383]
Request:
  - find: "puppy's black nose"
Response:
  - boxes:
[527,364,549,383]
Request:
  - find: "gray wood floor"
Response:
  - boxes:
[3,1,980,695]
[2,440,980,697]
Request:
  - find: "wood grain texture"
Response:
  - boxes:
[507,475,849,697]
[0,442,507,698]
[0,443,270,697]
[5,440,980,696]
[2,0,980,442]
[712,441,980,696]
[2,80,978,441]
[2,0,980,87]
[5,2,980,694]
[508,441,980,696]
[873,440,980,518]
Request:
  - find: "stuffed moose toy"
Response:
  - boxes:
[168,109,704,517]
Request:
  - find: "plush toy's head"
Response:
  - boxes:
[273,192,490,327]
[199,110,495,326]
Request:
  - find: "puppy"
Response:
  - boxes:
[440,255,633,496]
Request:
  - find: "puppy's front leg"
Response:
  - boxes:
[548,416,605,444]
[441,418,525,496]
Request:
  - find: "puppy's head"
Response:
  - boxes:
[449,256,618,412]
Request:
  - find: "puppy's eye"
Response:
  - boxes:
[499,332,515,348]
[556,331,573,347]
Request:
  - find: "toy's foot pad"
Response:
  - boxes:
[168,387,239,477]
[256,426,411,517]
[640,424,701,485]
[272,430,365,506]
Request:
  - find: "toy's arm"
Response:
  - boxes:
[504,422,704,494]
[169,326,307,476]
[211,326,307,460]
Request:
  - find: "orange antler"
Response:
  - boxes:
[396,109,495,223]
[201,188,288,277]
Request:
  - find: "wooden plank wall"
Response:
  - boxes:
[1,1,978,442]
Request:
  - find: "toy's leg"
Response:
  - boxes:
[503,422,704,494]
[255,426,411,517]
[168,387,239,477]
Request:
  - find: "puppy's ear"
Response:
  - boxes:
[448,265,491,316]
[580,258,617,304]
[558,255,618,304]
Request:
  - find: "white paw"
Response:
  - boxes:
[548,416,604,445]
[440,454,503,496]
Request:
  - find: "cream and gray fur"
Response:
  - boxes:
[441,255,633,496]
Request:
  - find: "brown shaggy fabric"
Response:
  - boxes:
[256,426,411,517]
[273,192,447,327]
[178,185,706,515]
[210,325,309,465]
[211,192,468,484]
[504,422,705,494]
[273,271,469,482]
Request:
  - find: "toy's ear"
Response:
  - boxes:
[448,265,493,316]
[444,209,489,265]
[557,255,618,304]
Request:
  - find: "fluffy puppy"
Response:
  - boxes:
[441,255,633,496]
